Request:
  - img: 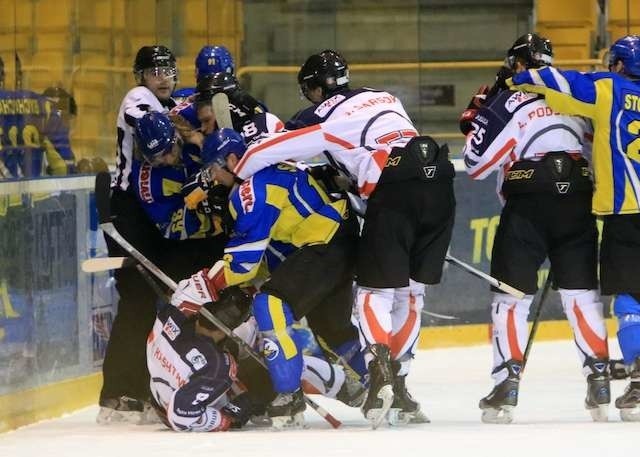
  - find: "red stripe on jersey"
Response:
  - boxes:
[363,292,390,345]
[234,124,322,174]
[359,181,377,198]
[507,304,523,361]
[372,149,389,170]
[573,300,608,358]
[470,138,517,179]
[323,132,355,149]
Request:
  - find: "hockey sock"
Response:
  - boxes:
[490,292,533,384]
[559,288,608,375]
[355,286,394,366]
[390,279,424,364]
[252,293,303,393]
[614,294,640,364]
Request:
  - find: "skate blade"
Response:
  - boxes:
[96,408,142,425]
[250,414,272,427]
[587,404,609,422]
[480,406,514,424]
[270,412,306,430]
[620,406,640,422]
[366,385,394,430]
[387,407,431,426]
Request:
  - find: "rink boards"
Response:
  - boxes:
[0,172,614,432]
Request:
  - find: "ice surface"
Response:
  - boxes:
[0,339,635,457]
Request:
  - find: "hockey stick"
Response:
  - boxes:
[212,92,233,129]
[100,221,342,429]
[444,254,526,299]
[522,271,553,371]
[81,256,136,273]
[345,192,526,299]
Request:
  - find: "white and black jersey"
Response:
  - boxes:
[113,86,175,191]
[463,89,592,193]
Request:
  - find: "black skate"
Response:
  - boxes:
[336,373,368,408]
[267,389,306,430]
[387,361,430,425]
[583,357,610,422]
[479,360,521,424]
[96,395,145,425]
[615,358,640,422]
[361,344,395,429]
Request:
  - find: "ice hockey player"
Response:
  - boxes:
[462,33,610,423]
[170,128,367,428]
[98,45,180,424]
[507,34,640,422]
[171,45,235,115]
[229,49,451,428]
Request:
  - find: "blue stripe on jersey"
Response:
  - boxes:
[539,68,563,93]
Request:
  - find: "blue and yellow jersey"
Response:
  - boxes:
[130,160,215,240]
[222,163,347,286]
[509,67,640,215]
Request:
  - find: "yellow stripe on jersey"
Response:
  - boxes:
[591,78,617,215]
[162,178,183,196]
[291,199,345,247]
[268,295,298,360]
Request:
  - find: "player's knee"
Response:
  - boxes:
[614,293,640,316]
[490,292,533,317]
[252,293,295,332]
[559,288,603,316]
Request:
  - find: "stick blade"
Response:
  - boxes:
[212,92,233,129]
[95,171,112,224]
[81,256,134,273]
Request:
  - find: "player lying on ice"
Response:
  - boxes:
[164,128,369,429]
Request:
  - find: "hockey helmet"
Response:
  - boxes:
[195,45,235,82]
[134,112,177,165]
[608,35,640,78]
[43,86,78,116]
[201,128,247,168]
[195,72,240,104]
[506,33,553,70]
[298,49,350,101]
[133,45,177,81]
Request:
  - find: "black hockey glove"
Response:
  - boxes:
[222,392,253,429]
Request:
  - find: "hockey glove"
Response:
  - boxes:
[170,261,228,317]
[182,169,213,210]
[222,392,252,429]
[459,85,489,135]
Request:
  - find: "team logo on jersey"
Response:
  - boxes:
[139,162,154,203]
[504,91,537,113]
[238,178,255,213]
[262,338,279,361]
[186,348,208,370]
[423,166,436,178]
[556,182,570,194]
[314,94,345,117]
[162,317,181,341]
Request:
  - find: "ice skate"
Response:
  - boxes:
[96,396,145,425]
[387,361,430,425]
[361,344,395,429]
[615,358,640,422]
[584,358,610,422]
[336,373,367,408]
[267,389,306,430]
[479,360,520,424]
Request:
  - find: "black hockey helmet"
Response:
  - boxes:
[195,71,239,104]
[198,286,252,332]
[43,86,78,116]
[134,45,176,72]
[506,33,553,70]
[298,49,350,101]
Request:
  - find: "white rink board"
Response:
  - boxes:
[0,340,635,457]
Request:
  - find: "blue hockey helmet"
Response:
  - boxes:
[135,112,176,165]
[608,35,640,78]
[195,46,235,81]
[201,128,246,167]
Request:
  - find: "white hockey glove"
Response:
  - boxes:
[170,261,228,317]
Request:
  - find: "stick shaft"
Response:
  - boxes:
[445,254,525,299]
[81,256,135,273]
[522,271,553,370]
